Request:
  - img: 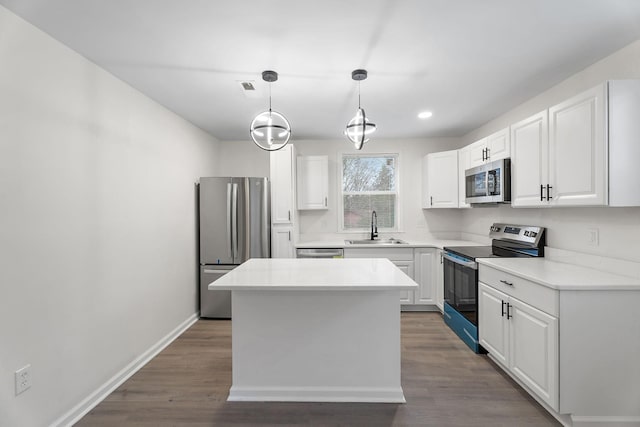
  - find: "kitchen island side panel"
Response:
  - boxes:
[229,289,405,402]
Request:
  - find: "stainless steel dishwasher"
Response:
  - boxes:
[296,248,344,258]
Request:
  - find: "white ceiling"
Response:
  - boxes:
[3,0,640,141]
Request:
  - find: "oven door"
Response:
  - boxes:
[443,252,478,326]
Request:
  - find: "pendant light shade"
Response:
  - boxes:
[344,69,376,150]
[250,70,291,151]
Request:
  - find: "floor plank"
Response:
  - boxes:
[77,312,559,426]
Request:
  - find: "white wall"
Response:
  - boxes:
[216,140,270,177]
[460,39,640,262]
[0,6,219,426]
[294,138,464,242]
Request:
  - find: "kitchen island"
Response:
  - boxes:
[209,258,418,403]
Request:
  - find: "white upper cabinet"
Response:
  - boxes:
[511,84,610,207]
[423,150,459,209]
[296,155,328,210]
[467,128,510,169]
[548,84,607,206]
[270,144,296,224]
[510,111,549,207]
[457,145,471,208]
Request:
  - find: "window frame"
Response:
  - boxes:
[338,152,400,233]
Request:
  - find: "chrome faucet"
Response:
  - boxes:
[370,210,378,240]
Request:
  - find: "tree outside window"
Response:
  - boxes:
[341,154,398,231]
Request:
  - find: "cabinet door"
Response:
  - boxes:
[270,145,295,224]
[467,138,488,168]
[426,150,459,208]
[509,298,559,411]
[478,283,509,367]
[458,147,471,208]
[414,249,435,304]
[510,111,549,207]
[393,260,415,304]
[271,226,294,258]
[486,128,510,162]
[548,84,607,206]
[435,250,444,312]
[296,155,328,210]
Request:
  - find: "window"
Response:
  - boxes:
[341,154,398,231]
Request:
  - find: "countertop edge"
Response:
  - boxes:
[477,258,640,291]
[209,284,419,291]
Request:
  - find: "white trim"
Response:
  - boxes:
[571,416,640,427]
[50,313,200,427]
[227,386,406,403]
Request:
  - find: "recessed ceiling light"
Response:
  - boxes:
[418,111,433,119]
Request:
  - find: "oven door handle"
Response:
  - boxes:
[443,253,478,270]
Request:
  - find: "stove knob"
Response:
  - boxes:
[530,231,537,238]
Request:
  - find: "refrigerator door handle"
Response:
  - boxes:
[226,183,233,258]
[232,183,239,260]
[262,180,269,256]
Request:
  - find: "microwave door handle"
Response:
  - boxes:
[443,253,478,270]
[484,172,489,197]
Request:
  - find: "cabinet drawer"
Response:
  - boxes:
[479,266,559,316]
[343,247,414,261]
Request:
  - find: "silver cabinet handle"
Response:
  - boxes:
[500,279,513,286]
[506,302,513,319]
[288,210,291,221]
[501,300,506,317]
[204,269,231,274]
[325,196,328,207]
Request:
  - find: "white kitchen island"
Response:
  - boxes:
[208,258,417,403]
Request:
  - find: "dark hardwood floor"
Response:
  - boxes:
[77,312,559,426]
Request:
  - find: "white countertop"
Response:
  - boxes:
[478,257,640,291]
[208,258,419,291]
[295,239,482,250]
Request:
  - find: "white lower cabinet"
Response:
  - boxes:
[394,260,415,304]
[271,226,294,258]
[434,249,444,312]
[344,247,436,307]
[413,248,437,305]
[480,264,640,425]
[344,248,414,304]
[479,271,560,413]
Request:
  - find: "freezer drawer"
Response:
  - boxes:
[200,265,236,318]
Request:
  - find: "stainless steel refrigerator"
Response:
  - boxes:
[199,177,270,318]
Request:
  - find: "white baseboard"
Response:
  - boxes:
[571,416,640,427]
[227,386,406,403]
[50,312,200,427]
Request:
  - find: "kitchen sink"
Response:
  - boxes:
[344,238,408,245]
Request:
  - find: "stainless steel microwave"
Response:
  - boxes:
[465,158,511,204]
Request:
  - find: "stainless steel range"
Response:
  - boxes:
[442,223,545,353]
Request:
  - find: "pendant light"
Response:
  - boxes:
[344,69,376,150]
[250,70,291,151]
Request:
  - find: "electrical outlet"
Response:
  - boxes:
[15,364,31,395]
[587,228,599,246]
